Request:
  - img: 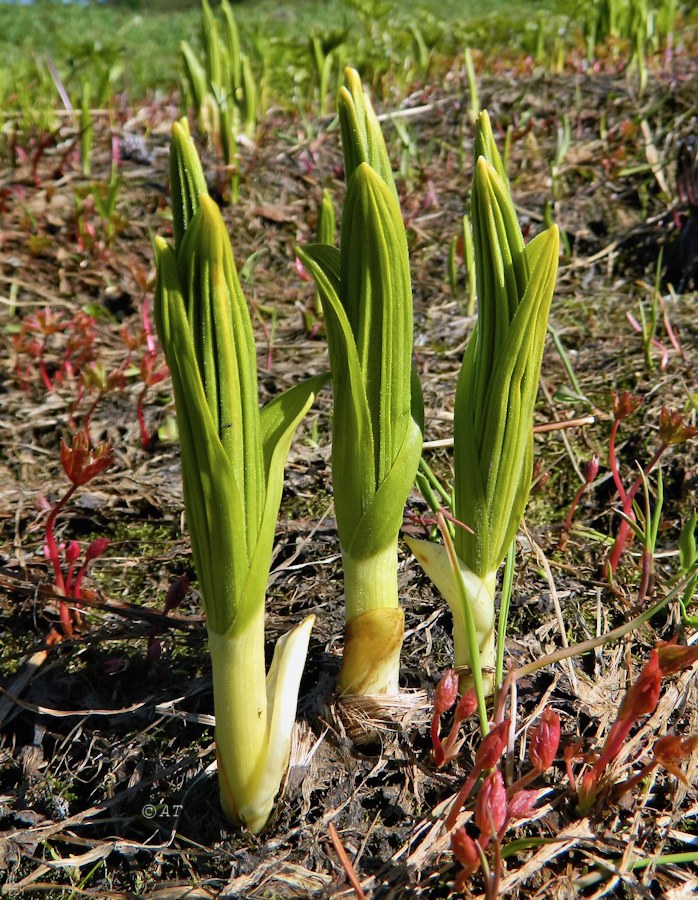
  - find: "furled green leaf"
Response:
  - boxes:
[340,163,413,483]
[154,237,244,634]
[338,67,397,199]
[170,117,208,253]
[177,195,265,543]
[454,223,559,574]
[201,0,222,91]
[474,109,509,184]
[296,243,375,545]
[344,416,422,560]
[221,0,242,93]
[243,388,318,620]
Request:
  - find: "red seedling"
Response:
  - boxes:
[147,573,190,664]
[12,307,68,390]
[559,455,599,550]
[451,771,542,897]
[445,719,510,831]
[44,428,114,636]
[60,429,114,487]
[121,302,169,450]
[652,734,698,783]
[474,770,508,848]
[611,733,698,802]
[529,708,561,774]
[606,400,697,578]
[451,827,481,886]
[576,650,662,813]
[431,670,478,767]
[73,362,127,428]
[431,669,459,766]
[12,307,98,392]
[507,788,541,820]
[137,350,168,450]
[656,638,698,676]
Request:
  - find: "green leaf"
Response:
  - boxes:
[201,0,222,90]
[180,41,209,121]
[338,67,397,200]
[170,117,208,253]
[154,237,245,634]
[345,416,422,560]
[221,0,242,93]
[455,224,559,574]
[679,510,698,571]
[259,373,329,475]
[341,163,414,484]
[318,189,336,246]
[474,109,508,184]
[178,195,265,543]
[296,243,375,546]
[241,387,319,624]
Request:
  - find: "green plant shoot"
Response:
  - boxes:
[297,69,422,697]
[154,119,322,833]
[179,0,260,202]
[407,111,559,703]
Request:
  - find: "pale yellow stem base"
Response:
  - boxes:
[338,606,405,696]
[338,543,404,696]
[406,537,496,694]
[209,609,314,834]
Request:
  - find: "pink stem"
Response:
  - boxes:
[44,486,76,594]
[607,443,666,576]
[611,759,657,800]
[137,387,152,449]
[445,770,480,831]
[44,484,77,635]
[608,420,627,503]
[39,358,53,392]
[562,482,588,537]
[142,298,156,356]
[73,562,89,600]
[64,559,77,597]
[431,713,445,767]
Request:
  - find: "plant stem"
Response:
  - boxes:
[338,542,404,695]
[44,484,77,595]
[438,513,492,734]
[495,541,516,691]
[208,606,270,833]
[607,443,666,576]
[608,419,627,503]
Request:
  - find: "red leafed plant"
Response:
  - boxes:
[431,669,478,767]
[12,306,98,392]
[558,455,599,551]
[120,300,169,450]
[442,637,698,896]
[448,728,555,898]
[605,395,697,578]
[571,645,698,814]
[43,427,114,638]
[432,667,563,897]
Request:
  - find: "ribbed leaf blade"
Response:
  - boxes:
[154,237,245,634]
[177,195,265,556]
[170,117,208,252]
[338,67,397,200]
[340,163,414,485]
[296,243,375,546]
